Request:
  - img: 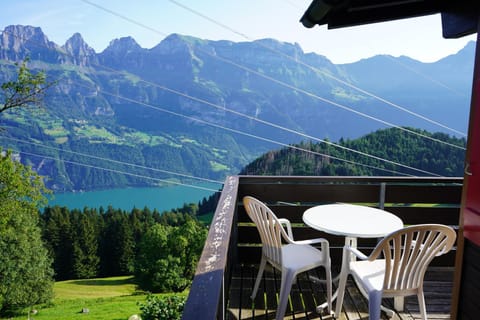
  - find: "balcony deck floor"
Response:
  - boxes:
[227,264,453,320]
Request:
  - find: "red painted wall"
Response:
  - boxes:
[463,37,480,246]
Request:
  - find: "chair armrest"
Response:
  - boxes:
[293,238,330,251]
[278,218,294,239]
[294,238,328,245]
[344,245,369,260]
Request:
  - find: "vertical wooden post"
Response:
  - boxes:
[379,182,386,210]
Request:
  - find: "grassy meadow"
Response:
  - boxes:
[5,276,186,320]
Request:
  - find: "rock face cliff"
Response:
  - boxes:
[63,33,98,66]
[0,25,474,191]
[0,25,61,62]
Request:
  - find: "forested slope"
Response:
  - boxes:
[240,127,466,177]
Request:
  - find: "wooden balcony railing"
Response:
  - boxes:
[182,176,463,320]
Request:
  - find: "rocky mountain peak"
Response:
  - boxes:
[151,33,192,55]
[0,25,60,62]
[63,33,98,66]
[98,36,146,70]
[104,36,142,54]
[254,38,304,56]
[3,25,49,45]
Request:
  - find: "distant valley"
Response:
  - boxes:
[0,25,473,191]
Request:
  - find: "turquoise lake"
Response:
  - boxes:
[47,183,221,212]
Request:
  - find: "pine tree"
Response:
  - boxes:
[42,206,74,280]
[100,207,135,276]
[71,209,100,279]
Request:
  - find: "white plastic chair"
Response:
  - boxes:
[243,196,332,320]
[335,224,456,320]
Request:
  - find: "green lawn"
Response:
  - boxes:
[5,276,186,320]
[54,276,139,299]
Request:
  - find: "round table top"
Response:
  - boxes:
[303,203,404,238]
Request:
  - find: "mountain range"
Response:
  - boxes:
[0,25,474,191]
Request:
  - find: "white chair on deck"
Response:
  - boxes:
[243,196,332,320]
[335,224,456,320]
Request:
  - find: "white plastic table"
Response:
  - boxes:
[302,203,404,314]
[303,203,404,248]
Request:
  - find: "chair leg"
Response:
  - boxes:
[325,262,332,314]
[251,257,267,299]
[368,290,383,320]
[334,268,348,317]
[417,291,427,320]
[276,269,295,320]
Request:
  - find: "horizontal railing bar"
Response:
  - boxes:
[238,175,463,184]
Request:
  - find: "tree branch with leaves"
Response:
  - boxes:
[0,59,52,114]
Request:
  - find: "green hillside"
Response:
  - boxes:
[241,127,466,177]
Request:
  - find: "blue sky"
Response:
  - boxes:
[0,0,476,64]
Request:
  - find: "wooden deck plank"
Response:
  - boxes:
[227,265,453,320]
[227,264,242,319]
[299,271,327,319]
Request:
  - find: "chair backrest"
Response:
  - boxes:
[243,196,291,266]
[370,224,456,294]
